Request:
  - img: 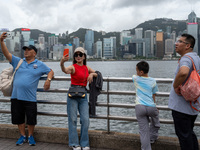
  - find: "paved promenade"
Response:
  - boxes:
[0,138,112,150]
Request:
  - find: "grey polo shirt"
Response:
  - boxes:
[168,52,200,115]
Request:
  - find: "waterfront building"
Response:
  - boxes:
[62,33,66,39]
[103,37,116,59]
[187,11,199,54]
[144,30,155,57]
[129,38,150,57]
[48,34,59,59]
[120,30,132,46]
[95,40,102,58]
[13,31,21,57]
[63,44,73,59]
[48,34,59,46]
[165,39,174,55]
[37,34,46,59]
[163,39,174,59]
[73,37,80,49]
[166,26,172,38]
[135,28,143,39]
[21,28,31,47]
[53,44,63,60]
[84,29,94,56]
[170,31,176,43]
[156,30,164,58]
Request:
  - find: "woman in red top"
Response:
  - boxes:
[60,47,97,150]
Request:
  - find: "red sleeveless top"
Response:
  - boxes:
[71,64,89,86]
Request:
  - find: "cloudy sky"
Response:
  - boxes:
[1,0,200,34]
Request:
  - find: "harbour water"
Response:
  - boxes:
[0,60,200,138]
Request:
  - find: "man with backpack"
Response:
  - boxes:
[0,32,54,146]
[168,34,199,150]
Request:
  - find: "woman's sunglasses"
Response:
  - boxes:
[74,53,83,57]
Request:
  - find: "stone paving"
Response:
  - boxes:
[0,138,113,150]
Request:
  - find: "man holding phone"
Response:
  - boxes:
[0,32,54,146]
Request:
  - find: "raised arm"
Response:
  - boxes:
[60,55,74,74]
[0,32,12,62]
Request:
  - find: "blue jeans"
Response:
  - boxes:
[67,94,89,147]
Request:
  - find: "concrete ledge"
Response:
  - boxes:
[0,124,197,150]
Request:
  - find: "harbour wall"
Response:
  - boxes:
[0,124,192,150]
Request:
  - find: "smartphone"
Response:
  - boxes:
[6,32,11,38]
[63,49,69,56]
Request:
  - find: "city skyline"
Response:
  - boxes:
[0,11,199,61]
[1,0,200,35]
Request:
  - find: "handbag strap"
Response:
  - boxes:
[184,55,197,71]
[10,59,23,83]
[190,101,200,111]
[184,55,200,111]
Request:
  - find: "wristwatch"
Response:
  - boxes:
[47,78,52,82]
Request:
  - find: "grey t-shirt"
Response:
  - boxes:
[168,52,200,115]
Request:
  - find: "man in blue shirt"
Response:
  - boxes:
[0,32,54,146]
[168,34,199,150]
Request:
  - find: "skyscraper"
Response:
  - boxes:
[48,34,59,59]
[144,30,155,57]
[21,28,31,47]
[73,37,80,49]
[103,37,116,59]
[95,40,102,58]
[187,11,199,54]
[120,30,132,45]
[165,39,174,55]
[84,29,94,56]
[135,28,143,39]
[156,30,164,58]
[38,34,46,59]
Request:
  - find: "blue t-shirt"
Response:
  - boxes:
[132,75,158,107]
[168,52,200,115]
[10,55,51,102]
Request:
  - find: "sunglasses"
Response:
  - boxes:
[74,53,83,57]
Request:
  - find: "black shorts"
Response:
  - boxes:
[11,99,37,125]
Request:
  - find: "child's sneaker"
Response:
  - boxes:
[150,137,159,144]
[28,135,36,146]
[82,147,90,150]
[16,135,26,145]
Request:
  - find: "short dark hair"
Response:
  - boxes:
[181,33,195,48]
[136,61,149,74]
[73,53,87,65]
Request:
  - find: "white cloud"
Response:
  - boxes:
[0,0,200,34]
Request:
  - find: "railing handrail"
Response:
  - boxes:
[1,76,200,133]
[40,76,174,83]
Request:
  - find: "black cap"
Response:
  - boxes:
[22,45,37,54]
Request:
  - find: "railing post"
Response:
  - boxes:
[107,77,110,133]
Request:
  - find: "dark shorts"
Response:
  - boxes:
[11,99,37,125]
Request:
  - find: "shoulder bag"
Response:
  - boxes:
[0,59,23,97]
[180,55,200,102]
[68,67,87,98]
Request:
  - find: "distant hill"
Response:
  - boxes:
[130,18,187,35]
[12,18,200,45]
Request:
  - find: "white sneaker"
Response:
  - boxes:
[71,146,81,150]
[82,147,90,150]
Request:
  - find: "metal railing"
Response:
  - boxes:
[0,76,200,133]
